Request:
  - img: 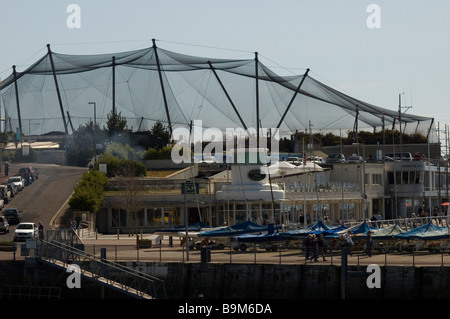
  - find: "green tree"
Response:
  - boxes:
[65,122,95,167]
[106,111,128,141]
[69,170,108,213]
[149,121,171,150]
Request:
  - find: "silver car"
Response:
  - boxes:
[8,176,25,191]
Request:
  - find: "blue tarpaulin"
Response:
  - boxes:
[197,220,273,237]
[394,222,449,241]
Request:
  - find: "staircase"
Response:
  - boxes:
[34,230,167,299]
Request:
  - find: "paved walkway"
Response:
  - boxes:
[2,228,450,267]
[63,232,450,266]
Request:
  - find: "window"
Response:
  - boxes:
[372,174,382,185]
[111,208,127,228]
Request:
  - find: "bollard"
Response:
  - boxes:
[100,247,106,261]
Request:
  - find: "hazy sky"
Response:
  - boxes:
[1,0,449,131]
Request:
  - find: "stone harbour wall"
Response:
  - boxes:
[1,260,450,299]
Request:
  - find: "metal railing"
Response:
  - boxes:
[59,237,450,268]
[35,237,167,299]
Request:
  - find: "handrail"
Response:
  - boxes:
[36,239,166,299]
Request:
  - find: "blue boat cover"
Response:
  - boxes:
[197,220,271,237]
[153,222,211,233]
[394,222,449,241]
[283,221,346,238]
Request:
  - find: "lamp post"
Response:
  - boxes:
[88,102,97,162]
[397,93,412,219]
[88,102,96,127]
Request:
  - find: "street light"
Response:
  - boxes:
[88,102,97,162]
[88,102,96,127]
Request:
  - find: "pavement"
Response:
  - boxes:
[1,211,449,266]
[7,230,443,266]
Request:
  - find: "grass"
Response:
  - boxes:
[145,170,178,177]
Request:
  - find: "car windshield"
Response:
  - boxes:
[4,210,17,216]
[17,224,33,229]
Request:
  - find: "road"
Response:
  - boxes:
[0,163,86,241]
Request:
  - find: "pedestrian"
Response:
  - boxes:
[375,211,382,227]
[365,231,373,257]
[38,221,44,240]
[303,234,311,261]
[370,214,377,227]
[317,234,327,261]
[71,219,77,230]
[4,162,9,177]
[344,230,354,256]
[310,234,318,261]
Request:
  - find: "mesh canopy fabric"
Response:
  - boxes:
[0,42,435,141]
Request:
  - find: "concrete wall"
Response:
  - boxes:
[125,262,450,299]
[2,260,450,299]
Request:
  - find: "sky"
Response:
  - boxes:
[0,0,449,137]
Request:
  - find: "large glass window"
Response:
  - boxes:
[111,208,127,228]
[235,204,246,224]
[147,208,163,226]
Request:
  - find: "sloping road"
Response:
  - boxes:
[0,163,86,241]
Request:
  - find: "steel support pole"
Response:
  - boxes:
[208,61,247,130]
[152,39,173,136]
[12,65,23,139]
[47,44,68,135]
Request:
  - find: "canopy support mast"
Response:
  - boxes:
[276,68,310,130]
[208,61,248,130]
[152,39,173,136]
[255,52,260,148]
[47,44,68,135]
[112,56,116,116]
[12,65,22,138]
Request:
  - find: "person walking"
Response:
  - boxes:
[310,234,318,261]
[317,234,327,261]
[303,234,311,261]
[4,162,9,177]
[344,230,354,256]
[365,231,373,257]
[38,221,44,240]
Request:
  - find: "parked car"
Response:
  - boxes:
[385,152,413,161]
[14,222,38,241]
[0,216,9,234]
[8,176,25,191]
[286,157,301,165]
[307,156,325,164]
[5,183,17,198]
[346,155,365,164]
[0,185,11,204]
[18,166,38,184]
[30,166,39,180]
[325,153,346,164]
[3,208,22,225]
